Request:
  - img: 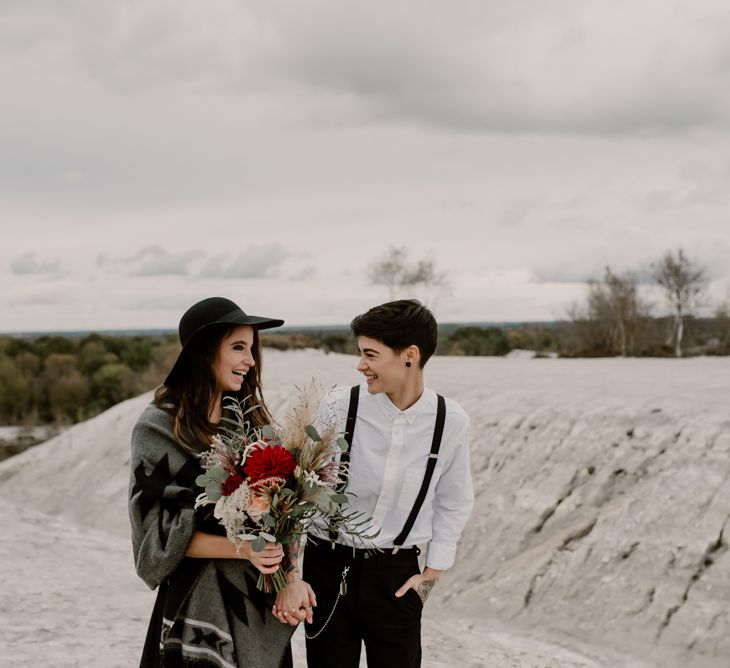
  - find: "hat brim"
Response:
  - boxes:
[163,314,284,387]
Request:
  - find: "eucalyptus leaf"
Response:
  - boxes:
[206,484,222,502]
[337,437,349,452]
[219,416,243,428]
[195,474,209,487]
[260,425,275,440]
[208,466,229,482]
[304,425,322,442]
[222,395,244,407]
[330,494,349,504]
[251,536,266,552]
[260,532,276,542]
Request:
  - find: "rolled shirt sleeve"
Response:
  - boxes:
[425,411,474,570]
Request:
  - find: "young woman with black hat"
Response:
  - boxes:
[129,297,312,668]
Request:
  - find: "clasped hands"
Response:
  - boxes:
[272,577,317,626]
[271,567,441,626]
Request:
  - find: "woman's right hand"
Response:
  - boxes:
[240,541,284,574]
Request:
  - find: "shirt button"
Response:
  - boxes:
[364,553,370,559]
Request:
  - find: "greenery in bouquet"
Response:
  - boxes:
[194,383,375,593]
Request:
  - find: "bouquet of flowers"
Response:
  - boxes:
[194,383,375,593]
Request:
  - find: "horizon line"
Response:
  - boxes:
[0,319,568,337]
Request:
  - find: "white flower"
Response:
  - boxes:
[303,469,323,487]
[213,495,227,520]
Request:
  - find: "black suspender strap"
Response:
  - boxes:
[340,385,360,472]
[392,394,446,553]
[330,385,360,545]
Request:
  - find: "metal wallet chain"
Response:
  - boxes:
[304,566,350,640]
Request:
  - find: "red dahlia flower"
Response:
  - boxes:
[244,444,296,487]
[221,473,244,496]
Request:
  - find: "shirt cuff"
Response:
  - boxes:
[425,541,456,570]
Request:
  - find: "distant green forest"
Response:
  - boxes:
[0,333,180,426]
[1,316,728,428]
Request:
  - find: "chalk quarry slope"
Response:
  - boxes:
[1,350,728,667]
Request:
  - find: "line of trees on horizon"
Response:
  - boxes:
[1,247,727,430]
[1,315,728,431]
[0,333,179,427]
[564,248,728,358]
[0,324,554,428]
[362,245,729,358]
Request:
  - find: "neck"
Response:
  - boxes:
[386,373,425,411]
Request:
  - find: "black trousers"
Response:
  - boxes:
[303,540,423,668]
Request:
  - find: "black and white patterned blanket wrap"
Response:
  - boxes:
[129,403,294,668]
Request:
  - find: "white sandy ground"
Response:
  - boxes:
[0,499,633,668]
[1,350,729,667]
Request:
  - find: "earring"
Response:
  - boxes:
[405,361,412,368]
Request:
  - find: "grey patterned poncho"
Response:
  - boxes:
[129,403,295,668]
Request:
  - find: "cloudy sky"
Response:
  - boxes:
[2,0,729,332]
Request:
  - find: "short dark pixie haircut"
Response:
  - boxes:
[350,299,438,368]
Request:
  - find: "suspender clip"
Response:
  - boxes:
[391,545,400,555]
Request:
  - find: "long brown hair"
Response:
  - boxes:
[154,324,273,453]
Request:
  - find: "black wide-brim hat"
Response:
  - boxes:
[164,296,284,387]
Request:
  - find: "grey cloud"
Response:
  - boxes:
[128,247,204,277]
[288,266,318,282]
[4,1,730,135]
[634,161,730,213]
[10,252,60,275]
[496,196,547,228]
[265,2,730,135]
[530,266,598,285]
[8,288,74,306]
[199,243,290,279]
[99,246,203,277]
[530,251,653,285]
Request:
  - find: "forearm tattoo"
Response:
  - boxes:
[416,579,435,604]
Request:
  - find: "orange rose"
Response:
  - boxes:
[247,493,270,517]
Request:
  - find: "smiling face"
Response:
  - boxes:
[213,325,256,394]
[356,335,417,395]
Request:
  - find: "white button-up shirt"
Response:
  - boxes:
[316,382,474,570]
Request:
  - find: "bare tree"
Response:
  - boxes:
[651,249,707,357]
[711,295,730,354]
[567,267,651,356]
[367,246,449,305]
[593,268,649,356]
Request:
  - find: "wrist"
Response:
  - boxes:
[237,541,251,560]
[285,568,301,584]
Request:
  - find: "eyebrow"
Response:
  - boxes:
[230,340,251,346]
[360,347,380,354]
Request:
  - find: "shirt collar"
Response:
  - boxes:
[374,386,436,424]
